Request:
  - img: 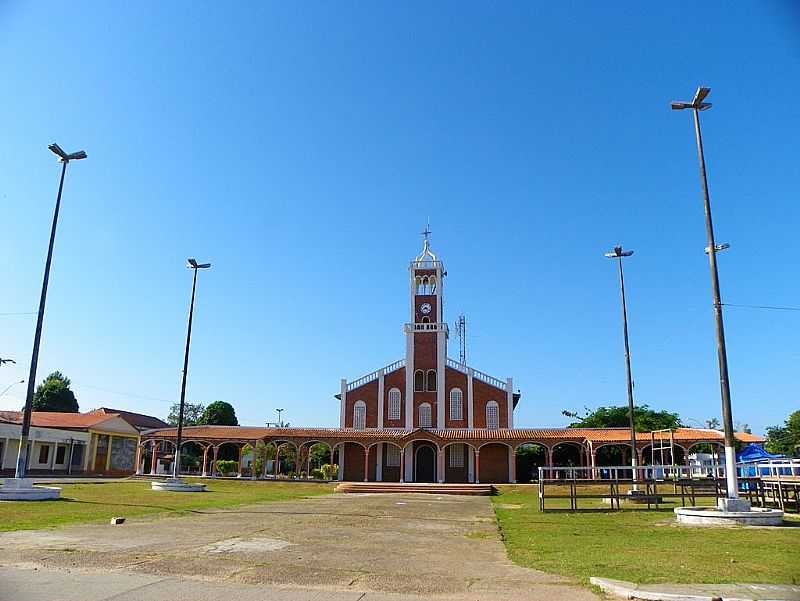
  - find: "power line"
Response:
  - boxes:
[722,303,800,312]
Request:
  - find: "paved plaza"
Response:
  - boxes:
[0,492,596,601]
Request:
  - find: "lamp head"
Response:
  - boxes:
[48,143,87,162]
[187,258,211,269]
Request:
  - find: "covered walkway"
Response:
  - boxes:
[138,426,764,484]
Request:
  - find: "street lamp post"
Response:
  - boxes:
[276,408,284,428]
[604,245,639,491]
[672,86,742,507]
[15,144,86,481]
[173,258,211,480]
[0,380,25,398]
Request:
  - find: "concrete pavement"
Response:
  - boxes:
[0,492,597,601]
[590,577,800,601]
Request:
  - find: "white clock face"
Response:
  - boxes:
[420,303,432,315]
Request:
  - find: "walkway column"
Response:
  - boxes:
[211,445,219,477]
[376,443,383,482]
[508,446,516,483]
[475,450,481,484]
[237,446,244,478]
[399,447,405,483]
[274,446,280,478]
[150,442,158,475]
[437,448,445,484]
[363,447,369,482]
[251,441,259,480]
[338,444,345,481]
[135,444,143,475]
[306,446,311,478]
[590,449,597,480]
[201,445,209,477]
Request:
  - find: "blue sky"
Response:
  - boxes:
[1,3,798,434]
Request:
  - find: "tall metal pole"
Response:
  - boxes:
[606,246,638,490]
[616,255,638,489]
[690,107,738,500]
[15,161,68,479]
[173,266,199,479]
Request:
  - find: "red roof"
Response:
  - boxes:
[142,425,764,445]
[0,410,114,430]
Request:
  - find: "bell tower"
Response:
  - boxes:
[405,227,447,429]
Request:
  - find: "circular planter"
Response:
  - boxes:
[674,506,784,526]
[151,479,206,493]
[0,479,61,501]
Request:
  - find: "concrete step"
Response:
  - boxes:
[335,482,495,496]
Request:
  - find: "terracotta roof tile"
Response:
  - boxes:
[0,410,114,429]
[142,425,764,445]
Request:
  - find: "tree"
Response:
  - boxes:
[705,417,721,430]
[166,402,205,427]
[32,371,78,412]
[563,404,681,432]
[199,401,238,426]
[765,410,800,457]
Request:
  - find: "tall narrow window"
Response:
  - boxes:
[418,403,432,428]
[449,388,463,421]
[486,401,499,430]
[414,370,424,392]
[426,369,437,391]
[449,444,465,468]
[386,445,401,467]
[38,444,50,465]
[353,401,367,430]
[388,388,401,420]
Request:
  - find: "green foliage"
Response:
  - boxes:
[199,401,238,426]
[515,445,546,483]
[215,459,237,476]
[321,463,339,480]
[32,371,79,413]
[563,404,681,432]
[310,468,325,480]
[705,417,721,429]
[766,410,800,457]
[166,402,205,427]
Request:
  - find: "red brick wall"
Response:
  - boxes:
[444,367,468,428]
[413,332,438,428]
[479,443,509,483]
[343,443,367,481]
[344,380,378,428]
[472,379,508,429]
[380,443,401,482]
[382,367,406,428]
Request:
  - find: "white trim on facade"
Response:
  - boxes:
[506,377,514,429]
[377,369,385,428]
[340,379,347,428]
[467,368,474,429]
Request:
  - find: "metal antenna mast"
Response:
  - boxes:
[455,314,466,364]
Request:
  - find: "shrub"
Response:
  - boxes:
[215,459,237,476]
[321,463,339,480]
[310,468,325,480]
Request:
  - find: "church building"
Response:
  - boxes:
[335,234,519,483]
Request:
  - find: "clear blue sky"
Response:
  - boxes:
[1,3,798,434]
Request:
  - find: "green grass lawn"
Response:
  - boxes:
[0,479,335,532]
[492,485,800,586]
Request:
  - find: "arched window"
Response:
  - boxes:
[421,316,430,324]
[388,388,401,421]
[418,403,432,428]
[449,443,465,468]
[426,369,437,392]
[449,388,463,421]
[486,401,499,430]
[429,276,436,293]
[414,370,424,392]
[353,401,366,430]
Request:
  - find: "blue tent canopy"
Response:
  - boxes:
[736,443,783,463]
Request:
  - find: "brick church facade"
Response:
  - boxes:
[335,236,519,483]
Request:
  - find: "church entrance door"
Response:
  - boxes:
[415,445,436,483]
